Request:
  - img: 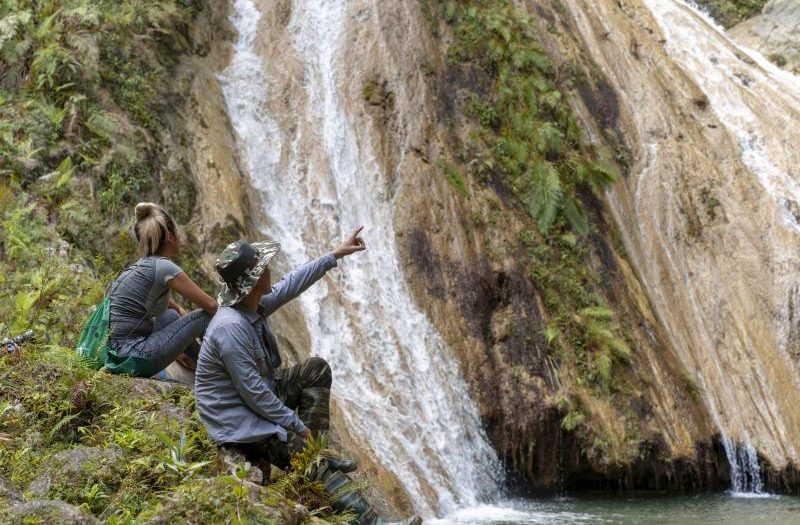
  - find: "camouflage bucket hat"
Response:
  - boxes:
[215,240,281,307]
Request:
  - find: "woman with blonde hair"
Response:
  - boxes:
[104,202,217,377]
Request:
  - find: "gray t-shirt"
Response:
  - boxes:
[109,256,183,338]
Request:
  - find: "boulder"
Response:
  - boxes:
[0,477,21,505]
[27,446,123,498]
[4,500,99,525]
[730,0,800,72]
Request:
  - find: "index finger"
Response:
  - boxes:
[351,226,364,238]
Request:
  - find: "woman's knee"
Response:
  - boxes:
[154,309,181,330]
[305,357,332,388]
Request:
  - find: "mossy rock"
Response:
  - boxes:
[0,477,22,505]
[26,446,124,501]
[135,476,302,524]
[692,0,768,28]
[2,500,99,525]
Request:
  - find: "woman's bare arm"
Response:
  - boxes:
[167,297,187,316]
[168,273,218,314]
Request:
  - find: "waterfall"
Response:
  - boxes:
[721,437,764,494]
[218,0,503,517]
[641,0,800,494]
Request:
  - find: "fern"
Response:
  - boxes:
[587,160,620,193]
[561,409,585,431]
[562,195,588,235]
[594,350,613,386]
[530,161,563,232]
[580,306,615,321]
[537,121,566,157]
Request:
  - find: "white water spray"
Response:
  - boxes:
[721,437,765,495]
[218,0,503,517]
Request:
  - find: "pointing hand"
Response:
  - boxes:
[332,226,367,259]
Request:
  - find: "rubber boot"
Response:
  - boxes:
[326,456,358,473]
[314,463,422,525]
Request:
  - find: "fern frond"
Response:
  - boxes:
[529,161,562,232]
[563,195,588,235]
[580,306,615,322]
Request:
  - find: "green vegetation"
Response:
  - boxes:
[0,343,353,523]
[0,189,352,522]
[0,0,199,272]
[439,160,469,197]
[441,0,619,234]
[0,1,360,522]
[692,0,768,28]
[431,0,631,395]
[525,231,630,394]
[768,53,788,68]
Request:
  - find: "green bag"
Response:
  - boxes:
[75,297,112,369]
[103,347,159,377]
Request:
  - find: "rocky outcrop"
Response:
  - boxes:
[730,0,800,72]
[0,477,21,506]
[546,0,800,490]
[215,0,719,499]
[163,1,258,274]
[192,0,800,505]
[28,446,124,499]
[4,500,99,525]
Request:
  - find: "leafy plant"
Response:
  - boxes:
[156,431,212,482]
[441,0,619,234]
[691,0,768,28]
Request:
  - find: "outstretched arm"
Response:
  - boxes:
[259,227,367,316]
[258,254,338,317]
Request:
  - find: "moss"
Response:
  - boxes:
[692,0,768,28]
[428,0,630,393]
[439,160,469,197]
[362,79,396,112]
[700,187,722,220]
[768,53,788,68]
[135,476,284,524]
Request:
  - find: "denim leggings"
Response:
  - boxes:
[111,309,211,375]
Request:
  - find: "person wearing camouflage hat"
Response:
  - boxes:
[194,228,422,525]
[215,240,282,307]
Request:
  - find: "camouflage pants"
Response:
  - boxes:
[222,357,380,524]
[224,356,331,471]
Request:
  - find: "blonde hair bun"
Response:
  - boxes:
[135,202,162,221]
[133,203,177,256]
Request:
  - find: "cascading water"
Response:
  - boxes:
[218,0,503,517]
[721,437,764,495]
[640,0,800,495]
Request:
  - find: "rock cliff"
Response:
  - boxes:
[221,0,800,497]
[5,0,800,520]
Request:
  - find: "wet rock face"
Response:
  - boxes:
[4,500,99,525]
[730,0,800,73]
[206,0,800,500]
[27,446,124,499]
[553,0,800,487]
